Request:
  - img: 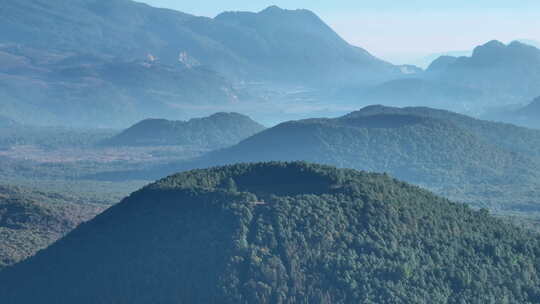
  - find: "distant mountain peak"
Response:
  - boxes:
[483,40,506,48]
[101,112,264,148]
[507,40,540,51]
[260,5,284,13]
[470,39,539,58]
[427,55,458,71]
[259,5,314,16]
[471,40,506,57]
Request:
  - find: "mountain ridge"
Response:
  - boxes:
[97,105,540,211]
[1,1,401,85]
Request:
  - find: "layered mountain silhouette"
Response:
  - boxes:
[198,107,536,185]
[429,40,540,103]
[100,106,540,210]
[346,78,484,109]
[0,44,242,127]
[1,0,401,85]
[0,0,411,126]
[347,105,540,157]
[0,185,105,270]
[101,112,265,149]
[486,96,540,129]
[2,162,540,303]
[347,41,540,112]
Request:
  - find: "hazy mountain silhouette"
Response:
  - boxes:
[345,41,540,112]
[0,44,242,127]
[349,78,483,109]
[0,0,413,126]
[486,96,540,129]
[429,40,540,104]
[102,112,265,149]
[1,1,401,86]
[94,106,540,211]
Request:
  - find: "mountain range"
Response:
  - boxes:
[431,41,540,104]
[0,0,414,126]
[1,162,539,303]
[342,41,540,114]
[1,1,401,86]
[101,112,265,149]
[2,1,540,126]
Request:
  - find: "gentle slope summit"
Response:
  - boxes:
[2,162,540,303]
[101,112,265,148]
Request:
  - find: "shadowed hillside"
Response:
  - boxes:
[2,162,540,303]
[0,185,105,270]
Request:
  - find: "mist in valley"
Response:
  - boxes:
[1,1,540,303]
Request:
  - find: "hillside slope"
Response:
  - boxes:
[195,111,534,180]
[0,45,241,127]
[102,112,265,149]
[0,185,105,270]
[347,105,540,157]
[487,97,540,130]
[1,162,540,303]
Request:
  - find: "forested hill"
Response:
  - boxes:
[169,108,536,204]
[101,112,265,149]
[0,185,105,270]
[2,162,540,303]
[87,105,533,212]
[347,105,540,157]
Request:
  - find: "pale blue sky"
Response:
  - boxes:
[138,0,540,64]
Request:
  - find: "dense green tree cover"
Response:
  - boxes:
[0,124,116,149]
[128,107,539,211]
[1,162,540,303]
[0,185,105,270]
[349,105,540,157]
[101,112,265,149]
